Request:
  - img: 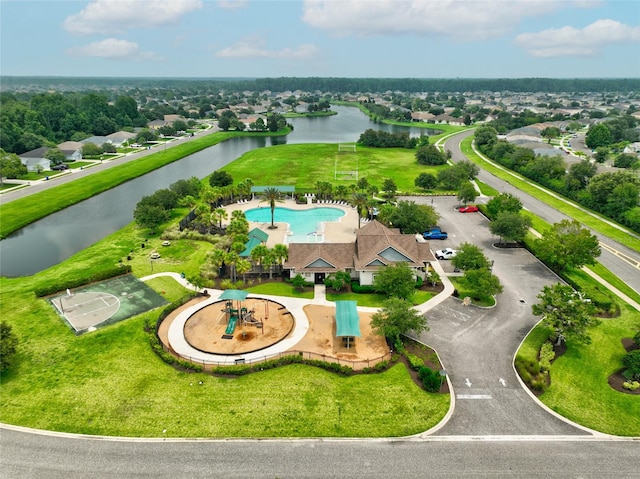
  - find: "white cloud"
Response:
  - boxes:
[302,0,572,40]
[63,0,202,35]
[66,38,163,61]
[216,36,320,59]
[515,19,640,57]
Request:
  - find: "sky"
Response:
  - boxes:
[1,0,639,79]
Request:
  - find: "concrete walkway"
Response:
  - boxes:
[141,269,456,365]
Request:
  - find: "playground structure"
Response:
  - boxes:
[183,297,295,355]
[221,300,264,336]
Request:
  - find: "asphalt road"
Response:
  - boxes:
[1,426,638,479]
[444,130,640,296]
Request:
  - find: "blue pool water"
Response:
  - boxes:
[244,207,345,243]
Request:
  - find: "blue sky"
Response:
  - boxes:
[1,0,639,78]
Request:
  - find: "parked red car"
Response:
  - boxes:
[458,205,479,213]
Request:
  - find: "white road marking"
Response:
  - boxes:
[465,378,472,387]
[456,394,492,399]
[499,378,507,387]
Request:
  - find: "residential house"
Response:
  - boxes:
[411,111,434,122]
[80,136,110,147]
[163,114,185,123]
[106,131,136,147]
[284,220,434,285]
[147,119,167,130]
[57,141,84,161]
[19,147,51,172]
[430,114,465,127]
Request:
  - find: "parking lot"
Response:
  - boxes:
[401,195,590,437]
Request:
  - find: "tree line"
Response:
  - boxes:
[474,126,640,233]
[4,76,640,94]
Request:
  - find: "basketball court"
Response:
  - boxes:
[49,274,168,334]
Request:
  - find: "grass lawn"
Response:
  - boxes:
[516,305,640,436]
[0,183,26,191]
[246,281,314,299]
[223,143,449,194]
[0,218,448,437]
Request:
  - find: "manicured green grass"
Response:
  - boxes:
[0,220,448,437]
[326,291,387,307]
[0,129,288,239]
[144,276,192,303]
[246,282,314,299]
[461,137,640,254]
[223,143,447,194]
[0,183,26,191]
[475,179,499,197]
[68,161,94,169]
[517,306,640,436]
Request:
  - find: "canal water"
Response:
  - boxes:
[0,106,439,277]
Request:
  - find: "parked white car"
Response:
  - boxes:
[435,248,457,260]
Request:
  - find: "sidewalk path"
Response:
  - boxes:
[141,270,456,364]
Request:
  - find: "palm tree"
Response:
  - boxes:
[207,248,227,279]
[201,186,223,208]
[250,244,269,277]
[335,185,348,201]
[261,187,282,229]
[265,250,277,279]
[211,207,228,229]
[244,178,254,199]
[235,258,252,284]
[351,192,368,228]
[272,244,289,274]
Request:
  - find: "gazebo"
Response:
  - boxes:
[335,300,361,349]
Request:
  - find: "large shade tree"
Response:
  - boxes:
[489,211,532,245]
[371,297,429,346]
[373,262,417,300]
[378,200,438,234]
[532,283,599,346]
[535,220,600,272]
[0,149,27,185]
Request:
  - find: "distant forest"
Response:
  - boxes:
[2,76,640,94]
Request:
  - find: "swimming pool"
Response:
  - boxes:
[244,207,345,243]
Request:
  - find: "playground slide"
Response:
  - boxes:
[225,314,238,335]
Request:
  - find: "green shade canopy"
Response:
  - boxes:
[219,290,249,301]
[335,300,361,337]
[239,228,269,257]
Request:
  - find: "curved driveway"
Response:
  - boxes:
[405,196,593,437]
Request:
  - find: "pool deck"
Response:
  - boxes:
[223,197,360,247]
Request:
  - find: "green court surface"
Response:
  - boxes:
[49,274,168,334]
